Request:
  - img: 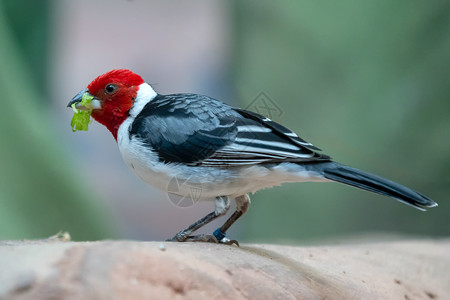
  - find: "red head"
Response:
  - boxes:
[72,69,146,139]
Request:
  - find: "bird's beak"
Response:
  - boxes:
[67,88,102,110]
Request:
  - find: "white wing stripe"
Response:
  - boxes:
[234,137,301,151]
[285,132,298,137]
[237,125,272,133]
[224,144,313,158]
[283,132,315,146]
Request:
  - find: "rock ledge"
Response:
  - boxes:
[1,239,449,299]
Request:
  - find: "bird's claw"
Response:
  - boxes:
[219,237,239,246]
[166,234,239,246]
[185,234,219,243]
[165,234,219,243]
[187,235,239,246]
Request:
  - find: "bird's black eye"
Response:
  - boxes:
[105,84,118,94]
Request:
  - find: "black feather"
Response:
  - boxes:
[234,108,323,151]
[310,162,437,210]
[130,94,237,164]
[129,93,330,166]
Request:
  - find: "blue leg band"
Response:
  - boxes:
[213,228,226,241]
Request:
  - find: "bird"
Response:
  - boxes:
[68,69,437,245]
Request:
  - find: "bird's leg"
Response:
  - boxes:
[167,196,230,242]
[213,194,250,246]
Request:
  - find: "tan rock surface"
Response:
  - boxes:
[0,238,449,299]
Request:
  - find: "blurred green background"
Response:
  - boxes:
[0,0,448,242]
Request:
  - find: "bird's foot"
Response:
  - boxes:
[166,233,218,243]
[213,228,239,246]
[166,230,239,246]
[183,234,239,246]
[185,234,219,243]
[218,237,239,246]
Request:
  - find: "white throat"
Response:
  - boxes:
[129,82,157,118]
[116,82,157,154]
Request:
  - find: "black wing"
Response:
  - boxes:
[130,94,330,167]
[129,94,238,164]
[200,109,330,166]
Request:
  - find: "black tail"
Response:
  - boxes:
[314,162,437,210]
